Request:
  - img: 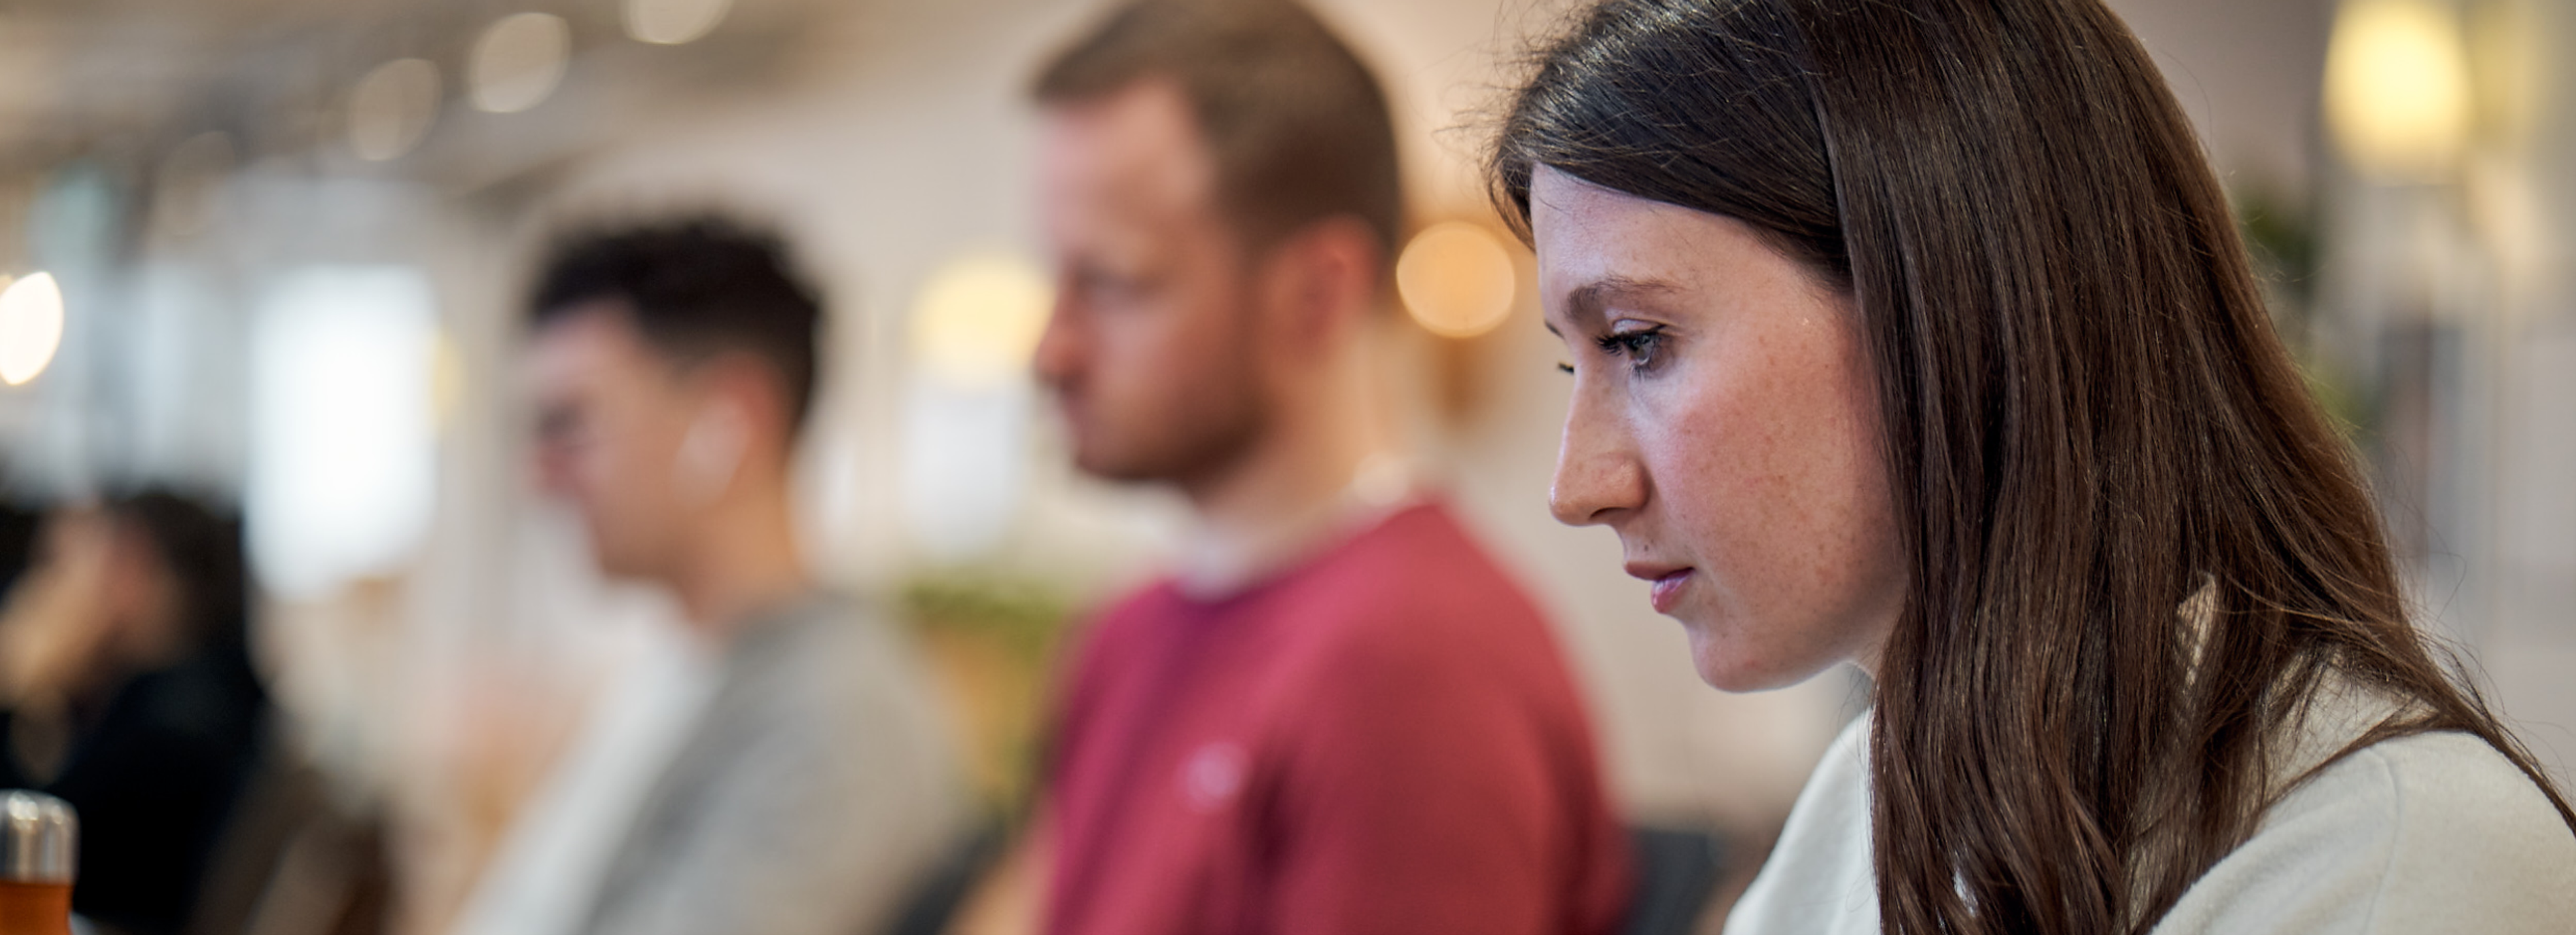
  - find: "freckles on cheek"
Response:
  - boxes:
[1645,391,1765,588]
[1662,342,1862,608]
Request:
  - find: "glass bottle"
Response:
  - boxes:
[0,791,74,935]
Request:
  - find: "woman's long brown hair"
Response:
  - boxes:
[1489,0,2576,931]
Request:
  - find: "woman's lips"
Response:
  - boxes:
[1648,569,1693,613]
[1626,561,1695,613]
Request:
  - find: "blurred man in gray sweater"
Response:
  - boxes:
[470,217,967,935]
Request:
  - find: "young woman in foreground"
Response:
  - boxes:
[1493,0,2576,932]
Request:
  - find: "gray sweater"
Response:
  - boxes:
[578,593,970,935]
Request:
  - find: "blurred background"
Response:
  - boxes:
[0,0,2567,932]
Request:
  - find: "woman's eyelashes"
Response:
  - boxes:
[1551,322,1670,375]
[1595,324,1669,373]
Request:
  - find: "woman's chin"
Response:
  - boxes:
[1686,626,1828,693]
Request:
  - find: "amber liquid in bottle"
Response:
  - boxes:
[0,791,76,935]
[0,880,70,935]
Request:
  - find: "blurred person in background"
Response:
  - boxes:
[1499,0,2576,932]
[455,217,969,935]
[1022,2,1631,933]
[0,492,270,935]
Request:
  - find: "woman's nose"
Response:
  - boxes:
[1549,401,1646,527]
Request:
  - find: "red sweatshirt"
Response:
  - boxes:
[1043,500,1631,935]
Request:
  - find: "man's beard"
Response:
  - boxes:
[1077,372,1270,494]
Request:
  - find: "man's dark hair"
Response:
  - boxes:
[529,217,823,433]
[1033,0,1402,262]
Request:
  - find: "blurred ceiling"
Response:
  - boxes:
[0,0,2341,205]
[0,0,822,181]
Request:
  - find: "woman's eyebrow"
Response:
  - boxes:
[1562,276,1682,327]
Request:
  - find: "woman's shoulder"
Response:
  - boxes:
[1723,714,1880,934]
[2156,730,2576,934]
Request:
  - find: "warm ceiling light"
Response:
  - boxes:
[1397,221,1518,339]
[911,253,1054,390]
[2325,0,2473,180]
[349,58,442,161]
[625,0,733,45]
[470,13,571,114]
[0,272,66,386]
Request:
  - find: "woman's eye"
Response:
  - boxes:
[1594,326,1668,371]
[1555,362,1574,375]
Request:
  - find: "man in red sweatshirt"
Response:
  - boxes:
[1026,2,1631,933]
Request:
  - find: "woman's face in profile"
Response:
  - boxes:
[1532,167,1906,692]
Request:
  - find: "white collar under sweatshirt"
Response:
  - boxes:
[1726,691,2576,934]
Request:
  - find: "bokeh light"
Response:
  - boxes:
[470,13,571,114]
[349,58,442,161]
[625,0,733,46]
[2326,0,2471,180]
[0,272,65,386]
[1397,221,1518,339]
[910,252,1055,390]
